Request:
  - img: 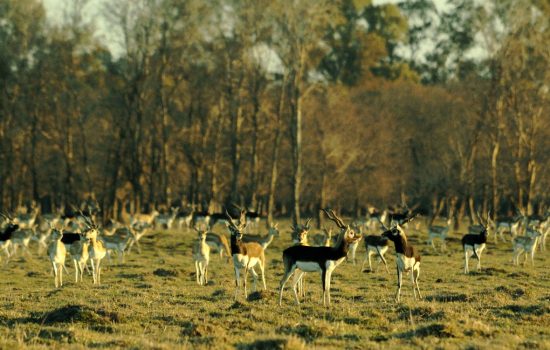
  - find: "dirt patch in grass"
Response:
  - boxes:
[277,324,328,343]
[247,290,274,302]
[37,328,76,343]
[237,336,306,350]
[38,304,123,325]
[398,305,445,322]
[495,286,528,300]
[153,268,179,277]
[426,293,471,303]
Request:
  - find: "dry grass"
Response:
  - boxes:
[0,219,549,349]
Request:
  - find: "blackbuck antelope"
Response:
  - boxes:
[226,210,266,300]
[382,214,421,302]
[83,216,107,285]
[427,217,453,251]
[48,228,66,288]
[193,227,210,285]
[70,234,90,283]
[14,207,40,229]
[127,223,151,254]
[155,207,179,229]
[495,214,524,242]
[175,210,194,231]
[245,211,262,228]
[462,213,490,274]
[208,213,229,229]
[205,232,231,261]
[512,230,542,266]
[279,210,361,307]
[130,210,159,228]
[289,219,312,299]
[361,233,390,273]
[193,211,211,228]
[10,228,35,256]
[0,220,19,263]
[241,223,280,250]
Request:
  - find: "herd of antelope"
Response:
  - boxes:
[0,201,548,306]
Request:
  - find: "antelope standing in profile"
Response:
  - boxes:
[462,212,490,274]
[427,217,453,251]
[226,210,266,300]
[512,230,541,266]
[382,214,421,302]
[155,207,179,229]
[279,210,360,307]
[130,209,159,228]
[193,227,210,285]
[48,228,66,288]
[99,227,134,264]
[127,223,151,254]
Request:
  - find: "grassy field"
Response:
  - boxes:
[0,219,549,349]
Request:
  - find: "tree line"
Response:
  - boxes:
[0,0,549,224]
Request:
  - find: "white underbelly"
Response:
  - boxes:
[296,261,322,272]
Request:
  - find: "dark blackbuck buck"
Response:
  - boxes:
[462,212,490,274]
[278,209,361,307]
[382,214,421,302]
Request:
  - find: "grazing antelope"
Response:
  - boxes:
[155,207,179,229]
[193,227,210,285]
[361,233,390,273]
[512,230,541,266]
[241,223,280,250]
[130,209,159,228]
[82,217,107,285]
[48,228,66,288]
[279,210,361,306]
[382,214,421,302]
[462,213,490,274]
[205,232,231,261]
[427,217,453,251]
[226,210,266,300]
[70,234,89,283]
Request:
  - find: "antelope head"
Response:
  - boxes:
[225,209,246,239]
[322,209,359,242]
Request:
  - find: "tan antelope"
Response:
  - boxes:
[348,223,363,264]
[193,227,210,285]
[512,230,542,267]
[205,232,231,261]
[70,234,90,283]
[48,228,66,288]
[290,219,312,299]
[279,210,361,306]
[130,209,159,228]
[99,227,134,264]
[82,216,107,285]
[226,209,266,300]
[241,223,280,250]
[127,223,151,254]
[382,214,420,302]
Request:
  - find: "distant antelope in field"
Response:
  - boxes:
[14,206,40,229]
[82,216,107,285]
[241,223,280,250]
[155,207,179,230]
[495,212,524,242]
[48,228,66,288]
[347,223,363,265]
[382,214,421,302]
[99,227,134,264]
[205,232,231,261]
[127,223,151,254]
[193,211,211,228]
[310,227,332,247]
[289,219,312,299]
[193,227,210,285]
[175,210,194,231]
[226,209,266,300]
[462,212,490,274]
[70,234,90,283]
[10,228,35,256]
[279,210,361,306]
[130,209,159,228]
[0,217,18,263]
[427,217,453,251]
[512,229,542,266]
[539,218,549,251]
